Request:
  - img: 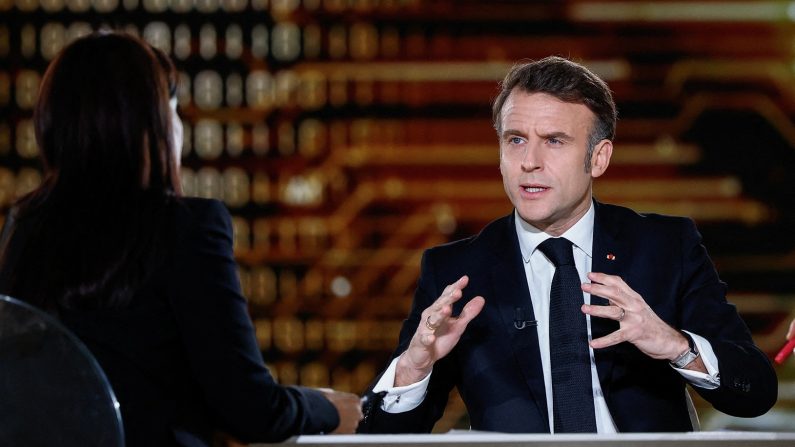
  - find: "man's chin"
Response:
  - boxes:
[515,209,553,228]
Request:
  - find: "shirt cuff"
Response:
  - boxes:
[672,331,720,389]
[372,354,432,413]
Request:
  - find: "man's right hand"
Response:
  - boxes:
[395,275,485,386]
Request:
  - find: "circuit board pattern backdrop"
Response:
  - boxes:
[2,0,795,432]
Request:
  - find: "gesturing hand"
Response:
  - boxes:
[395,275,485,386]
[581,272,695,365]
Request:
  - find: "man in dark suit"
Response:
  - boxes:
[358,56,777,434]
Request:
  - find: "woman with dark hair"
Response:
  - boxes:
[0,31,361,446]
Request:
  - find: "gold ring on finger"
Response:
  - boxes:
[425,315,440,331]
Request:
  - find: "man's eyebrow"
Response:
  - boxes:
[501,128,527,139]
[538,130,574,141]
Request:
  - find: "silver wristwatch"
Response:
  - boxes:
[670,331,699,368]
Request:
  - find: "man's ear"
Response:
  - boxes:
[590,139,612,178]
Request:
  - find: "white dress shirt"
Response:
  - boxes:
[374,203,721,432]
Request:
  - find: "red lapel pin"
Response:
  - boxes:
[606,253,616,261]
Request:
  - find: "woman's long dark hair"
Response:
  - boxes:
[0,31,182,310]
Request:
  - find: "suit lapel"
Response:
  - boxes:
[492,213,549,430]
[591,201,625,397]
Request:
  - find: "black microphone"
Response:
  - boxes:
[514,307,538,330]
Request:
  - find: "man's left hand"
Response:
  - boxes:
[581,272,705,372]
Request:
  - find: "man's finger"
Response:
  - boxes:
[448,296,486,332]
[438,276,469,305]
[587,271,624,286]
[590,330,624,349]
[458,296,485,324]
[581,303,615,319]
[424,303,453,330]
[425,277,470,320]
[582,282,629,307]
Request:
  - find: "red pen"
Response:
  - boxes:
[774,339,795,365]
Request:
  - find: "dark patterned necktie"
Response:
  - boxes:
[538,237,597,433]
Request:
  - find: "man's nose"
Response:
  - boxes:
[520,146,541,171]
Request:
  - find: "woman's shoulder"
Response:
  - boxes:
[164,197,234,250]
[171,197,230,226]
[174,197,228,216]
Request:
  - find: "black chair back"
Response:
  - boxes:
[0,295,124,446]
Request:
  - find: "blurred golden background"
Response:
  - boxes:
[1,0,794,432]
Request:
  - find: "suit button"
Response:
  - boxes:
[733,378,750,392]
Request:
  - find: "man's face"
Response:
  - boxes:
[498,90,612,236]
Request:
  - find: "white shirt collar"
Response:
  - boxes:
[515,201,595,263]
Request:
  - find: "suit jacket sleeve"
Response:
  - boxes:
[675,218,777,417]
[359,249,459,433]
[168,199,339,442]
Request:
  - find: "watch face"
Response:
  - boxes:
[673,350,699,369]
[672,332,699,368]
